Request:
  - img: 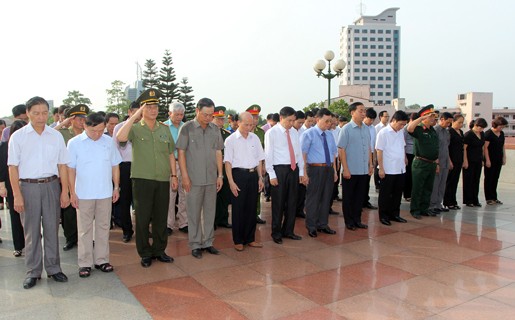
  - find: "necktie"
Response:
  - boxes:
[286,129,296,171]
[322,132,331,166]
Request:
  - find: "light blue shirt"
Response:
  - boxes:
[337,120,371,175]
[67,132,122,199]
[301,125,337,164]
[164,119,184,158]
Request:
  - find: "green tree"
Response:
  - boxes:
[105,80,130,116]
[62,90,92,106]
[142,59,159,90]
[158,50,179,120]
[178,77,195,121]
[328,99,350,118]
[303,101,324,112]
[406,103,421,109]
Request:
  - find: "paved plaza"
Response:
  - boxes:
[1,179,515,319]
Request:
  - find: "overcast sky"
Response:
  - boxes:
[1,0,513,117]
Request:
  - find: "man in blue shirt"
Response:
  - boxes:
[337,102,373,230]
[164,102,188,235]
[301,108,338,237]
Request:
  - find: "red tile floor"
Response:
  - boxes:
[109,195,515,320]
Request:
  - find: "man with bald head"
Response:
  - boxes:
[224,112,265,251]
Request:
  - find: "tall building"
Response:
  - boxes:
[457,92,493,130]
[339,7,400,106]
[125,80,143,102]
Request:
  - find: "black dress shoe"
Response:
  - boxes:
[346,224,357,231]
[329,209,339,215]
[179,226,188,233]
[428,209,440,216]
[218,223,232,229]
[317,227,336,235]
[363,202,378,210]
[122,234,132,243]
[474,203,482,207]
[273,237,283,244]
[391,216,407,223]
[192,249,203,259]
[48,272,68,282]
[154,253,174,263]
[286,234,302,240]
[296,212,306,218]
[23,277,40,289]
[355,222,368,229]
[63,241,77,251]
[420,212,432,217]
[380,218,391,226]
[203,246,220,255]
[308,230,318,238]
[265,196,271,202]
[411,214,422,220]
[256,217,266,224]
[334,196,342,202]
[441,207,450,212]
[141,257,152,268]
[167,228,173,236]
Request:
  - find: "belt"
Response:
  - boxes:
[274,164,297,168]
[415,156,437,164]
[233,167,258,173]
[20,175,58,184]
[308,163,333,167]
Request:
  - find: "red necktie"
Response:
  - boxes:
[286,129,296,171]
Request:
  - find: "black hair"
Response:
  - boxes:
[440,112,453,120]
[316,108,332,118]
[339,116,348,122]
[279,106,296,118]
[25,97,48,112]
[378,110,388,118]
[305,111,314,118]
[311,108,320,115]
[348,102,364,114]
[52,108,59,115]
[492,116,508,128]
[58,105,69,114]
[391,110,409,122]
[232,114,239,122]
[105,112,120,123]
[97,111,106,117]
[196,98,215,110]
[130,101,140,109]
[295,110,306,120]
[365,108,377,119]
[474,118,487,128]
[272,113,280,122]
[0,119,6,126]
[13,104,27,115]
[9,120,28,140]
[409,113,419,121]
[266,113,274,120]
[453,114,464,122]
[85,112,105,127]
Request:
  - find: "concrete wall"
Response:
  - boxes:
[499,149,515,184]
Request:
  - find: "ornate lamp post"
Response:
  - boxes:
[313,50,346,106]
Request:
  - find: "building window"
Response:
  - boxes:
[370,84,376,88]
[386,68,391,72]
[386,76,391,80]
[362,68,368,72]
[378,30,384,34]
[475,102,481,106]
[370,37,376,41]
[386,61,392,65]
[354,37,360,41]
[378,76,384,80]
[371,45,376,49]
[371,52,376,56]
[355,52,360,57]
[355,29,360,33]
[371,30,376,34]
[355,44,360,49]
[355,61,360,64]
[363,52,368,57]
[386,30,392,34]
[362,29,367,33]
[370,76,376,80]
[378,84,384,88]
[513,115,515,119]
[386,38,391,41]
[362,61,368,65]
[386,84,391,88]
[378,61,384,65]
[386,92,391,96]
[362,76,368,80]
[378,68,384,72]
[378,37,383,41]
[371,68,376,73]
[379,53,384,57]
[361,37,367,41]
[378,45,384,49]
[370,61,376,65]
[386,53,392,57]
[378,92,384,96]
[354,76,360,80]
[354,68,360,72]
[474,113,481,117]
[378,100,383,104]
[363,45,368,49]
[386,45,392,49]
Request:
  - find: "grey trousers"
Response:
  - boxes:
[305,166,333,232]
[77,198,111,268]
[186,184,216,250]
[20,180,62,277]
[430,167,449,209]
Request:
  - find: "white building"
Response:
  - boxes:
[457,92,493,130]
[339,7,400,106]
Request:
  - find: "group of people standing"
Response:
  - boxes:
[0,91,508,290]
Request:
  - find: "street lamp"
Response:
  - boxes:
[313,50,346,107]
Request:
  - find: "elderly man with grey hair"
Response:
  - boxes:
[164,102,188,235]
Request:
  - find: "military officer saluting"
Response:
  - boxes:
[407,104,439,219]
[246,104,266,224]
[212,106,232,229]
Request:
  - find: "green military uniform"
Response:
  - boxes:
[213,106,232,228]
[409,105,439,218]
[59,103,89,250]
[127,89,176,260]
[247,104,266,223]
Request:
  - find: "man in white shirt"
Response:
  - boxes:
[265,106,305,244]
[8,96,70,289]
[224,112,265,251]
[376,111,409,225]
[67,113,122,277]
[375,110,389,134]
[363,108,378,210]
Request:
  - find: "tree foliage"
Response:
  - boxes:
[62,90,92,106]
[142,59,159,90]
[178,77,195,121]
[406,104,421,109]
[106,80,130,116]
[304,99,350,119]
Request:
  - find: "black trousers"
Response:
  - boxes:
[403,153,414,199]
[271,165,299,240]
[231,169,258,245]
[118,162,134,236]
[61,204,77,243]
[215,167,231,226]
[378,174,405,220]
[305,166,333,232]
[463,161,482,205]
[7,190,25,251]
[484,161,502,201]
[296,184,306,217]
[363,174,372,206]
[132,178,170,258]
[443,164,462,207]
[342,174,368,226]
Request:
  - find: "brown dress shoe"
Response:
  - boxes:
[247,241,263,248]
[234,244,244,251]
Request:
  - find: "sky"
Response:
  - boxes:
[1,0,514,117]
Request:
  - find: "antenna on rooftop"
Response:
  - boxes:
[136,62,143,81]
[357,0,367,16]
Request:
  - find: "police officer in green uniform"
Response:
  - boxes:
[407,105,439,219]
[247,104,266,224]
[212,106,232,229]
[55,104,89,251]
[116,88,178,268]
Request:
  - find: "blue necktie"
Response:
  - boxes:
[322,132,331,166]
